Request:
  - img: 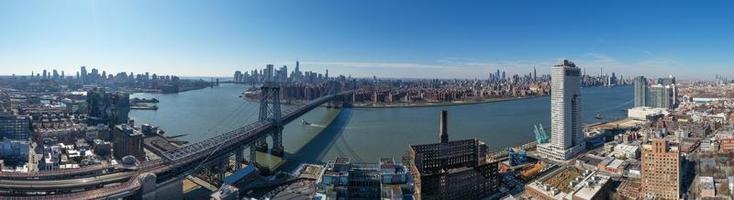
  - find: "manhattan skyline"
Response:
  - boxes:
[2,0,734,79]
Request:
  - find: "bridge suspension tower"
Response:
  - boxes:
[257,82,285,157]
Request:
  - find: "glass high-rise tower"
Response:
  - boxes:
[634,76,648,107]
[538,59,585,161]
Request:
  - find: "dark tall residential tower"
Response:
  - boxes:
[634,75,677,109]
[409,111,500,200]
[86,88,130,126]
[439,110,448,143]
[634,76,648,107]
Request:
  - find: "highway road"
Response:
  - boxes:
[0,171,135,191]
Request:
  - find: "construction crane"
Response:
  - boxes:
[534,123,549,144]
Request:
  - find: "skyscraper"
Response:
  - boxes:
[634,76,648,107]
[278,65,288,82]
[292,60,302,81]
[80,66,88,84]
[295,60,300,72]
[265,64,274,82]
[234,71,242,83]
[538,59,585,161]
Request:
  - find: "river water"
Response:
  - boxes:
[130,84,633,165]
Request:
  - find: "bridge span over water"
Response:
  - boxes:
[0,84,353,199]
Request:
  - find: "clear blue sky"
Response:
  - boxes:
[1,0,733,80]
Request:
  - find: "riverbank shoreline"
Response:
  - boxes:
[244,95,549,109]
[352,95,548,108]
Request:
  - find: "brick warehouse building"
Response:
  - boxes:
[408,110,500,200]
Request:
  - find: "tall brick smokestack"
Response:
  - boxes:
[440,110,448,143]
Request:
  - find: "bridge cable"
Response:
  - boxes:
[176,88,257,172]
[189,99,262,176]
[189,106,259,175]
[203,99,251,134]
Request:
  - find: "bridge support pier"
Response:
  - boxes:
[235,146,244,170]
[271,129,284,157]
[255,139,268,152]
[137,173,183,200]
[217,159,227,185]
[345,93,354,108]
[249,145,257,165]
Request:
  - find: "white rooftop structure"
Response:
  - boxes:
[627,106,669,120]
[612,143,640,159]
[572,173,610,200]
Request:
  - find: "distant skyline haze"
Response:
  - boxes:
[1,0,733,80]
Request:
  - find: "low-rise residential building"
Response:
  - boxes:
[719,138,734,152]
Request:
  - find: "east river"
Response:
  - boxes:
[130,84,633,167]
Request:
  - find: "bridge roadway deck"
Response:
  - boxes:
[0,91,352,199]
[161,91,351,167]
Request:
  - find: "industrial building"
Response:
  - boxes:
[408,110,500,200]
[315,157,414,199]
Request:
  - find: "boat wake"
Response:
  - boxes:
[306,123,327,128]
[301,119,326,128]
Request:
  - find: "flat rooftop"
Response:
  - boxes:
[587,118,646,130]
[541,167,582,194]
